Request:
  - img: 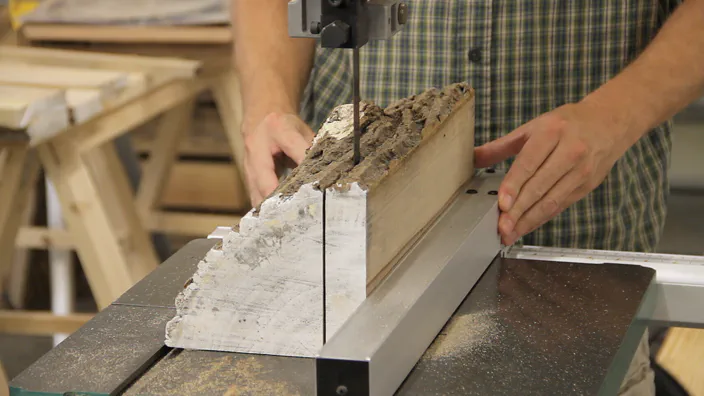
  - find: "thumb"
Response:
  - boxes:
[474,127,529,168]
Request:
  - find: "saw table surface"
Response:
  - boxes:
[11,239,655,396]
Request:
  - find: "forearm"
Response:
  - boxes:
[232,0,316,133]
[582,0,704,146]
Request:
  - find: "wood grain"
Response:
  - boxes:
[22,24,232,43]
[20,0,229,26]
[0,46,201,79]
[165,184,325,357]
[657,327,704,395]
[0,84,69,139]
[0,61,129,100]
[0,310,93,336]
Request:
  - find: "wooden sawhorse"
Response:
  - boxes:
[0,46,204,329]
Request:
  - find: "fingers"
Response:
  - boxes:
[245,137,280,207]
[244,160,263,207]
[499,140,577,239]
[474,127,529,169]
[503,168,587,245]
[243,113,314,208]
[498,127,559,213]
[274,119,313,165]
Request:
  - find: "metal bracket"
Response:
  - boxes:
[315,172,502,396]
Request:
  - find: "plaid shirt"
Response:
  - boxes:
[301,0,681,253]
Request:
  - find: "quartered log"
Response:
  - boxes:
[165,82,476,357]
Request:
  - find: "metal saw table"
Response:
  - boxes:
[10,172,704,396]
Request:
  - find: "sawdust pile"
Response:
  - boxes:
[424,310,501,360]
[272,82,473,199]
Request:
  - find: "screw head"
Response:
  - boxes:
[488,190,498,195]
[336,385,348,395]
[466,189,478,194]
[310,21,322,34]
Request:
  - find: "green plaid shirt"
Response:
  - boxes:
[301,0,681,253]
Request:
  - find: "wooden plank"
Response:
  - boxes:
[19,0,229,26]
[165,83,475,356]
[210,70,246,192]
[657,327,704,395]
[65,88,103,123]
[60,78,207,151]
[37,142,137,309]
[22,24,232,44]
[0,45,201,79]
[323,86,474,335]
[83,143,160,282]
[0,84,69,139]
[164,184,325,357]
[0,61,130,100]
[0,310,93,336]
[137,100,195,218]
[0,146,39,298]
[16,226,73,249]
[7,181,37,309]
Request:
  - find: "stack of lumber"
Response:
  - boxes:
[18,0,229,26]
[0,47,152,139]
[15,0,232,70]
[0,45,200,139]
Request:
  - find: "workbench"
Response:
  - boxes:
[14,176,688,396]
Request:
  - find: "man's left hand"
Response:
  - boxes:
[474,102,631,245]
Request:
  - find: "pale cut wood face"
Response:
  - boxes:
[165,83,476,357]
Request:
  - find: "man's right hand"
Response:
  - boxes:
[243,112,315,207]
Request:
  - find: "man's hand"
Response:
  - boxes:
[474,102,631,246]
[244,112,315,206]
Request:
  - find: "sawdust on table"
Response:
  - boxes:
[125,353,302,396]
[223,357,302,396]
[424,310,501,360]
[269,82,473,202]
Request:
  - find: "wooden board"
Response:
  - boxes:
[0,61,129,101]
[0,84,69,139]
[657,327,704,395]
[165,83,476,357]
[0,70,147,140]
[21,24,232,44]
[0,46,201,80]
[19,0,229,26]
